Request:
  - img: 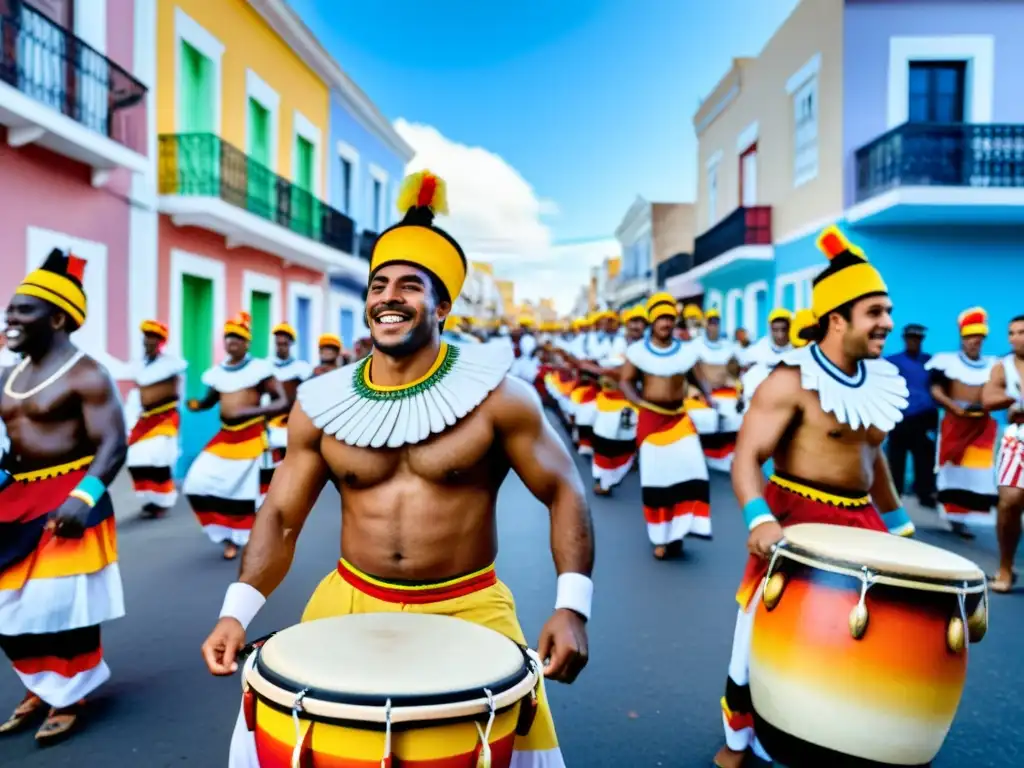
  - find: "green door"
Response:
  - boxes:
[292,136,318,238]
[249,291,272,358]
[247,98,273,216]
[179,274,216,473]
[178,41,216,195]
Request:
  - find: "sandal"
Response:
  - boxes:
[223,543,239,560]
[0,693,45,735]
[35,701,84,745]
[989,570,1018,593]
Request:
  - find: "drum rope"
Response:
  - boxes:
[290,688,310,768]
[381,698,393,768]
[473,688,497,768]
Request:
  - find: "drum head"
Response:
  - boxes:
[254,613,530,708]
[782,523,984,583]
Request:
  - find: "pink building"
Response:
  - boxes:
[0,0,157,395]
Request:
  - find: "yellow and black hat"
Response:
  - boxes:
[15,249,88,329]
[790,308,817,348]
[140,319,169,340]
[768,308,793,324]
[318,333,342,350]
[812,226,887,318]
[272,322,297,340]
[370,170,467,303]
[646,292,678,322]
[225,311,252,341]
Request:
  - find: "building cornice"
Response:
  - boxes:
[247,0,415,162]
[614,196,651,242]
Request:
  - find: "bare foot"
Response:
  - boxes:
[712,744,747,768]
[990,569,1017,593]
[593,483,611,497]
[223,543,239,560]
[653,546,667,560]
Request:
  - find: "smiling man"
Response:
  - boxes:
[0,249,127,743]
[714,227,914,768]
[203,171,593,768]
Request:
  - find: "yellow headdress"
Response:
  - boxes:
[790,308,817,348]
[768,308,793,324]
[646,292,678,323]
[15,249,88,329]
[705,307,721,321]
[224,311,252,341]
[623,305,648,323]
[272,322,297,340]
[318,333,342,350]
[140,319,169,340]
[958,307,988,337]
[683,304,704,321]
[372,170,466,303]
[812,226,887,318]
[518,315,535,327]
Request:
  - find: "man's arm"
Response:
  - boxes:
[687,362,716,404]
[618,360,644,408]
[870,449,915,537]
[982,363,1015,412]
[928,372,963,415]
[238,404,330,596]
[494,377,593,578]
[78,363,128,486]
[240,377,290,420]
[188,386,219,411]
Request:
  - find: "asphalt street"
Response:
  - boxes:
[3,413,1024,767]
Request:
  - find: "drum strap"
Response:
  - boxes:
[290,690,314,768]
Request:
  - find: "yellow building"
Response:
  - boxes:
[495,279,516,315]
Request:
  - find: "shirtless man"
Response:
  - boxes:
[620,293,715,556]
[126,320,187,517]
[0,249,127,742]
[982,315,1024,593]
[313,333,343,376]
[926,308,998,538]
[737,309,792,371]
[690,308,742,471]
[201,171,592,768]
[183,313,288,559]
[714,227,915,768]
[262,323,312,488]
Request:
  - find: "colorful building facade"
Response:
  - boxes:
[326,74,414,349]
[154,0,372,468]
[0,0,155,389]
[681,0,1024,351]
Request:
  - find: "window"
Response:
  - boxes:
[179,41,214,132]
[793,75,819,186]
[707,164,719,226]
[372,178,383,231]
[908,61,966,123]
[740,144,758,207]
[339,158,352,214]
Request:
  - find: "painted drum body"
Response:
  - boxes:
[243,614,540,768]
[748,524,987,766]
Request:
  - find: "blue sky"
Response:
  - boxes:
[289,0,798,243]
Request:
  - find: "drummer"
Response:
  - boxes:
[714,226,915,768]
[202,171,593,768]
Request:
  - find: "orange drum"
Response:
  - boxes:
[748,524,987,766]
[241,613,540,768]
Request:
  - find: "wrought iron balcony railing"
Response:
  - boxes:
[855,122,1024,203]
[0,0,147,153]
[693,206,772,267]
[656,252,694,285]
[358,230,378,262]
[158,133,356,254]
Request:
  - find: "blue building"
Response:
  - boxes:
[326,84,414,349]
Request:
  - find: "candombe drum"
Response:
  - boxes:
[241,613,541,767]
[748,523,988,766]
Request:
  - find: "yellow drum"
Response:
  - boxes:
[242,613,540,767]
[749,523,987,766]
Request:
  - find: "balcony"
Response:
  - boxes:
[0,0,148,185]
[357,230,378,262]
[849,122,1024,227]
[688,206,773,279]
[656,252,694,286]
[158,133,365,278]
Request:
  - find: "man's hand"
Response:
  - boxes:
[48,497,90,539]
[537,608,588,684]
[1010,405,1024,425]
[202,617,247,675]
[747,520,784,559]
[187,399,200,412]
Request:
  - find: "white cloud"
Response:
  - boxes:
[393,119,557,258]
[393,120,618,314]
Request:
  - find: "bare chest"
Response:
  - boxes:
[1,370,78,424]
[321,409,502,488]
[799,391,887,447]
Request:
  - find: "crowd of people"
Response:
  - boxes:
[0,170,1021,767]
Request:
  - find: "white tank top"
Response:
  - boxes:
[1003,354,1023,439]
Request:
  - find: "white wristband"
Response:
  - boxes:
[554,572,593,621]
[219,582,266,631]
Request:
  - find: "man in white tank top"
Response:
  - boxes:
[982,315,1024,593]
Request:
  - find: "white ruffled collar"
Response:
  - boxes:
[924,351,995,387]
[625,338,698,377]
[271,356,313,382]
[201,356,275,394]
[694,335,738,365]
[135,353,187,387]
[781,344,908,432]
[297,341,513,449]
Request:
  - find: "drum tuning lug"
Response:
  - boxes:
[763,572,786,611]
[967,595,988,643]
[947,616,966,654]
[848,603,869,640]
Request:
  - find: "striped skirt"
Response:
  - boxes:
[126,398,181,509]
[936,411,998,526]
[591,390,637,492]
